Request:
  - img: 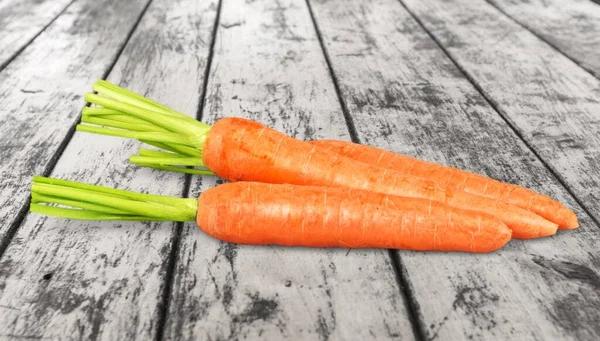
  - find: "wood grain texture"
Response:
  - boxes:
[487,0,600,79]
[0,0,74,69]
[163,0,416,340]
[0,0,151,245]
[400,0,600,228]
[0,0,217,339]
[309,0,600,339]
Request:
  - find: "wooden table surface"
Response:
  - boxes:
[0,0,599,340]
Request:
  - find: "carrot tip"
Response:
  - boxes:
[559,211,579,230]
[491,226,512,252]
[537,223,559,239]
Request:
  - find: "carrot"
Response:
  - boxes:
[308,140,578,230]
[29,176,512,252]
[75,80,558,239]
[203,118,557,239]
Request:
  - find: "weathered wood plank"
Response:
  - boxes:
[0,0,149,245]
[0,0,74,69]
[0,0,218,339]
[487,0,600,79]
[309,0,600,339]
[400,0,600,228]
[163,0,416,340]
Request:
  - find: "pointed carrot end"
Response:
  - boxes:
[537,221,559,239]
[491,224,512,252]
[558,209,579,230]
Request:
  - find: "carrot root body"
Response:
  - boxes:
[446,189,558,239]
[197,182,511,252]
[203,118,556,239]
[75,81,566,239]
[29,177,511,253]
[309,140,578,230]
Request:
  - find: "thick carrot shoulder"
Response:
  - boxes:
[203,117,445,201]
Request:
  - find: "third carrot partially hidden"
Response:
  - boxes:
[309,140,578,230]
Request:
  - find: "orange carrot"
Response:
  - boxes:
[76,80,558,239]
[202,118,557,239]
[308,140,578,230]
[30,176,512,253]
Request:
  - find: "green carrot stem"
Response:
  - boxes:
[83,107,171,130]
[82,107,123,116]
[85,93,208,139]
[77,80,214,175]
[76,125,193,146]
[31,176,197,222]
[130,155,206,167]
[32,192,133,215]
[138,148,188,158]
[33,183,177,219]
[82,107,200,156]
[131,162,215,175]
[93,80,197,123]
[82,116,159,132]
[30,204,173,221]
[131,149,214,174]
[35,176,182,205]
[138,140,201,158]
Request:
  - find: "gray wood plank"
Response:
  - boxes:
[0,0,218,339]
[163,0,416,340]
[487,0,600,79]
[0,0,74,69]
[400,0,600,228]
[0,0,149,245]
[309,0,600,339]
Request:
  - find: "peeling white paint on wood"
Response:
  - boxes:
[0,0,150,243]
[1,0,598,339]
[163,0,415,340]
[400,0,600,225]
[488,0,600,79]
[0,0,73,68]
[0,0,217,339]
[310,0,600,339]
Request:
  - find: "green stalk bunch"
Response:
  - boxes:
[77,80,213,175]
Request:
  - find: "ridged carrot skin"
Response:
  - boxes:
[29,176,511,252]
[308,140,578,230]
[197,182,512,252]
[74,81,559,239]
[203,118,557,239]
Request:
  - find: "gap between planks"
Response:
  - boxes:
[0,0,156,260]
[0,0,76,73]
[395,0,600,231]
[390,250,427,341]
[305,0,361,143]
[484,0,600,81]
[305,0,424,340]
[154,0,223,340]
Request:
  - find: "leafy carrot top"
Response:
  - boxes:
[77,80,213,174]
[31,176,197,221]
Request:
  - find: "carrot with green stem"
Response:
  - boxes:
[30,176,511,252]
[308,140,578,230]
[75,80,560,239]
